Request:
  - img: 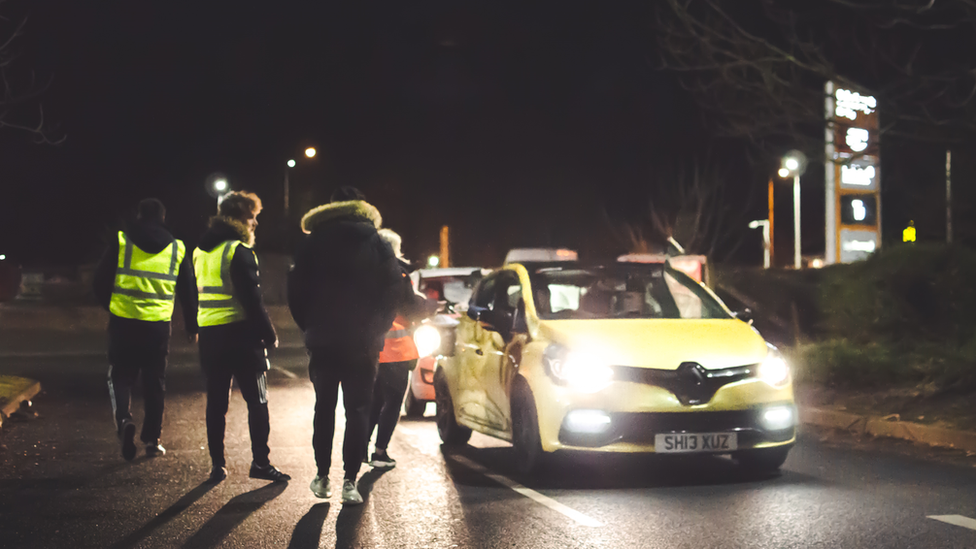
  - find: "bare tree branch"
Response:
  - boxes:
[0,3,61,143]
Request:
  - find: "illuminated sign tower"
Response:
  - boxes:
[825,82,881,264]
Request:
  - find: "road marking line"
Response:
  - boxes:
[449,454,603,527]
[928,515,976,531]
[271,365,298,379]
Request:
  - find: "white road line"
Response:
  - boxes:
[271,365,299,379]
[928,515,976,531]
[449,454,603,528]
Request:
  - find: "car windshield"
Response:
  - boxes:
[529,264,730,320]
[418,276,474,305]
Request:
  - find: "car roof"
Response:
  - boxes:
[414,267,486,279]
[503,248,578,264]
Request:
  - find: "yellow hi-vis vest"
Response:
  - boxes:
[193,240,249,327]
[109,231,185,322]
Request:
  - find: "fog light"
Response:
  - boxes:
[762,405,794,430]
[564,410,612,434]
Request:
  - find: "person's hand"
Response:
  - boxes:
[188,333,199,344]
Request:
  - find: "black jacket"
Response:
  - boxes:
[288,200,402,356]
[196,216,277,369]
[93,219,198,359]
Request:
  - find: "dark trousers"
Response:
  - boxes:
[203,359,271,468]
[108,354,167,443]
[308,346,378,480]
[368,359,415,452]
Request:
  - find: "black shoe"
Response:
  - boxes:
[370,450,396,469]
[145,441,166,457]
[249,462,291,482]
[120,420,137,461]
[208,466,228,483]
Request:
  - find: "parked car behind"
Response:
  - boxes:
[404,267,488,416]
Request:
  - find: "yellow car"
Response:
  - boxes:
[434,261,795,473]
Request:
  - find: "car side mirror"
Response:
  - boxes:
[735,308,753,325]
[467,305,487,322]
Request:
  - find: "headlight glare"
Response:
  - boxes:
[413,325,442,357]
[545,346,613,393]
[757,352,790,387]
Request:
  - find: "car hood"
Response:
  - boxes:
[536,319,768,370]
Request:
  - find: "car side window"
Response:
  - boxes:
[493,273,522,313]
[472,275,497,310]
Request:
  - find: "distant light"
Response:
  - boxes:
[810,258,824,269]
[835,88,877,121]
[841,164,876,186]
[851,199,867,221]
[0,255,5,261]
[903,221,916,243]
[785,158,800,171]
[213,179,228,192]
[846,128,869,152]
[428,255,440,268]
[842,239,877,253]
[305,147,316,158]
[287,159,296,168]
[778,168,790,178]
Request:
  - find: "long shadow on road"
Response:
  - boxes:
[333,468,389,549]
[180,481,287,549]
[287,502,331,549]
[109,481,217,549]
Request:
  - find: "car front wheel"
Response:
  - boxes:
[511,382,547,475]
[735,447,790,472]
[434,372,471,446]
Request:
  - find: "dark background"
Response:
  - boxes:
[0,0,967,270]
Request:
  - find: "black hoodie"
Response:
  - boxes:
[288,200,402,355]
[195,216,277,370]
[92,219,198,359]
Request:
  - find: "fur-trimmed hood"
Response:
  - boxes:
[199,216,254,250]
[300,200,382,234]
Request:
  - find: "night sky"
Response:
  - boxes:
[0,1,963,270]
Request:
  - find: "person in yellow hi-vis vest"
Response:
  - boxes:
[194,191,289,484]
[93,198,198,461]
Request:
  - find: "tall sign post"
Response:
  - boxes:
[825,81,882,264]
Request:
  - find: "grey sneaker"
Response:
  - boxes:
[309,475,331,498]
[341,479,363,505]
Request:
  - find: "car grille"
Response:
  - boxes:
[613,363,755,405]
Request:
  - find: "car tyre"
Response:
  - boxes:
[511,382,547,475]
[404,385,426,418]
[735,447,790,472]
[434,371,471,446]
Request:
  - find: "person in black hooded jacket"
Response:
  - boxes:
[194,191,289,483]
[93,198,198,461]
[288,186,402,505]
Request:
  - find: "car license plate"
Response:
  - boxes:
[655,432,737,453]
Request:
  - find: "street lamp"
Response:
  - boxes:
[427,255,440,268]
[205,173,232,208]
[780,151,807,269]
[284,148,318,217]
[748,219,771,269]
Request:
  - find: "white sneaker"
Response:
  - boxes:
[341,479,363,505]
[309,475,331,499]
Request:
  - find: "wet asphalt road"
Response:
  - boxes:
[2,349,976,548]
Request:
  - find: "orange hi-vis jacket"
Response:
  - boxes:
[379,314,419,363]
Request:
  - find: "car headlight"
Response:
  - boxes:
[544,345,614,393]
[413,325,442,358]
[757,348,790,387]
